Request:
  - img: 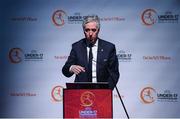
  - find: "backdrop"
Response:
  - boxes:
[0,0,180,118]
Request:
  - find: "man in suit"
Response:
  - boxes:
[62,15,119,89]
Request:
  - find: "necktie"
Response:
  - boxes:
[88,45,93,82]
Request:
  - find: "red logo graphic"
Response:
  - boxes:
[52,10,67,27]
[141,9,157,26]
[80,91,95,107]
[140,87,156,104]
[9,48,23,63]
[51,85,64,102]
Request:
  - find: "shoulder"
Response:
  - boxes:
[72,38,86,48]
[99,38,115,48]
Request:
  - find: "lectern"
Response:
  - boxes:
[63,82,112,118]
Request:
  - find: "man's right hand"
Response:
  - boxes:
[69,65,85,75]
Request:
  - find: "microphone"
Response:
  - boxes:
[92,59,130,119]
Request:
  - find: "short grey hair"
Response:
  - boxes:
[82,15,100,30]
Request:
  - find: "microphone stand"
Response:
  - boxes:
[107,68,130,119]
[93,60,130,119]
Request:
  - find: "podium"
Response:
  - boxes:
[63,82,113,118]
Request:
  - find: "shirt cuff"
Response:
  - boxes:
[69,65,73,72]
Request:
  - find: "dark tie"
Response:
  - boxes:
[88,45,93,82]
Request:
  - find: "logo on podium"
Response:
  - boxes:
[80,91,95,107]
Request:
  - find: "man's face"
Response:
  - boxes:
[84,21,99,44]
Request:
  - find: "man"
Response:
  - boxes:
[62,15,119,89]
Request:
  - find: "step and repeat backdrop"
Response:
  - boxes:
[1,0,180,118]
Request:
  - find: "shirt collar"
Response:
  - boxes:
[93,38,98,47]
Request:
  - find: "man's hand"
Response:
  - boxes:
[70,65,85,75]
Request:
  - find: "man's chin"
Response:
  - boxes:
[90,39,97,43]
[86,38,97,44]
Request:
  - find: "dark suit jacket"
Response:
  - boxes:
[62,38,119,89]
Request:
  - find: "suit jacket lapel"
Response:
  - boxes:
[97,39,104,82]
[81,39,88,69]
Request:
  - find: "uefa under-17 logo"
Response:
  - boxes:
[9,48,24,63]
[141,9,157,26]
[52,10,67,27]
[80,91,95,107]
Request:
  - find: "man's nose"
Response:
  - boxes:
[89,31,93,36]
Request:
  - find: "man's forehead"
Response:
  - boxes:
[85,21,97,27]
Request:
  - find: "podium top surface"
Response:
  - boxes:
[66,82,109,89]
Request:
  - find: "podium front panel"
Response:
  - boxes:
[63,89,112,118]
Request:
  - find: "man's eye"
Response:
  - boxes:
[85,29,90,32]
[91,29,96,32]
